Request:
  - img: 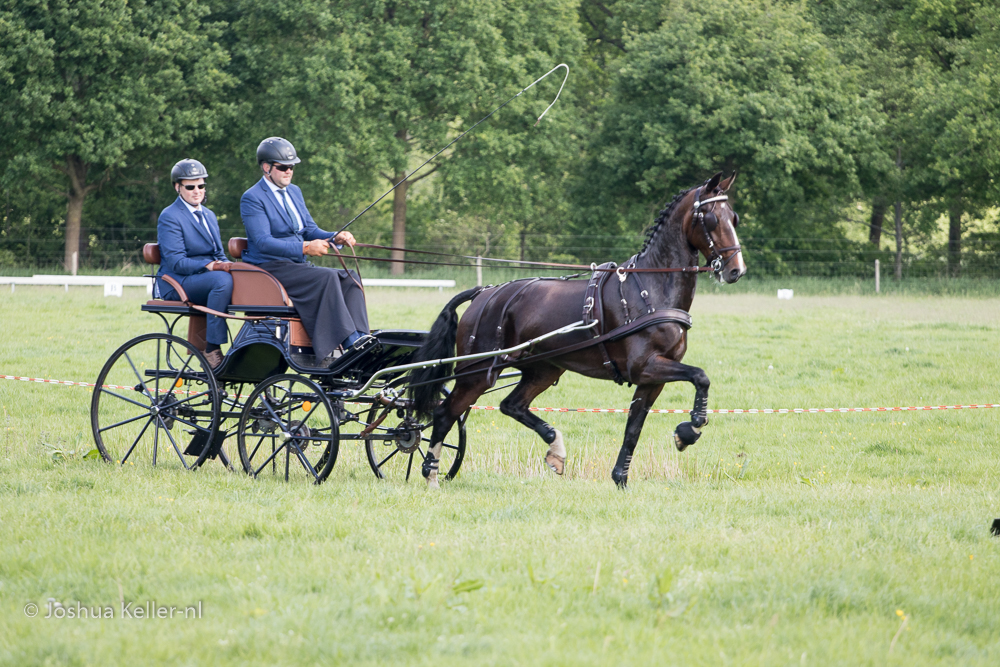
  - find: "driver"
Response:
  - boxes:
[156,159,232,369]
[239,137,373,365]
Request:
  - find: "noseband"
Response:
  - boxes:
[692,187,742,275]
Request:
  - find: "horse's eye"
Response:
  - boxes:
[732,212,740,228]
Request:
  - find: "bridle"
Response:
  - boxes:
[692,187,742,276]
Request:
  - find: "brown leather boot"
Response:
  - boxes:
[203,349,223,369]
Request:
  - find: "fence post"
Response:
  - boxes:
[875,259,880,294]
[71,251,78,277]
[476,255,482,286]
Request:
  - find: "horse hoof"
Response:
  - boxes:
[612,467,629,490]
[674,421,702,451]
[426,478,440,490]
[545,452,565,475]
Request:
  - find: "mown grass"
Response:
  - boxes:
[1,286,998,665]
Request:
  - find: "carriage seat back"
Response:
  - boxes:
[229,264,293,308]
[228,237,248,260]
[143,243,160,265]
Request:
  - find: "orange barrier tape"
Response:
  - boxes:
[5,374,998,415]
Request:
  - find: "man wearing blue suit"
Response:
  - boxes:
[156,158,232,369]
[240,137,372,365]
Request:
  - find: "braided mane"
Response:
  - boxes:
[639,186,693,257]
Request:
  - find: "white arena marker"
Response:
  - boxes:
[777,289,794,300]
[104,281,123,297]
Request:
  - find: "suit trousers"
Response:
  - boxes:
[257,260,369,360]
[158,271,234,346]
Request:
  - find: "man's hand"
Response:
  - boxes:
[333,231,356,248]
[303,239,330,257]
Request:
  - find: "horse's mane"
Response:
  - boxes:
[639,186,694,257]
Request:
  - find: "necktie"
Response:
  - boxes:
[194,210,220,253]
[278,189,302,232]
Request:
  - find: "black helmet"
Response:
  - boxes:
[170,158,208,183]
[256,137,301,166]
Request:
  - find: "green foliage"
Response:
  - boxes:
[573,0,877,260]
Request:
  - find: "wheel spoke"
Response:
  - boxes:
[253,440,288,477]
[99,387,151,411]
[168,412,213,433]
[376,447,399,469]
[118,415,155,465]
[155,415,191,469]
[248,433,270,462]
[169,389,214,408]
[152,417,159,466]
[122,351,154,400]
[154,337,162,400]
[405,451,414,481]
[289,442,321,481]
[98,411,154,433]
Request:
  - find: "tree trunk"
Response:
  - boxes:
[947,200,962,278]
[893,199,903,281]
[519,227,527,262]
[63,156,94,273]
[869,198,886,248]
[390,170,409,276]
[893,147,903,281]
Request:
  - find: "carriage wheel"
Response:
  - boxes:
[237,374,339,484]
[364,389,467,482]
[90,333,221,470]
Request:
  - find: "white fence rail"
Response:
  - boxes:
[1,275,455,293]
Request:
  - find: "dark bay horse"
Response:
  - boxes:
[409,172,746,488]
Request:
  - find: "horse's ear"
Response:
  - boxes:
[720,171,737,192]
[705,171,723,192]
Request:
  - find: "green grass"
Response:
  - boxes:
[1,287,999,665]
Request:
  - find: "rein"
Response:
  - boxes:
[343,242,714,274]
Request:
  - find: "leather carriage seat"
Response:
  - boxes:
[225,238,296,313]
[228,237,248,260]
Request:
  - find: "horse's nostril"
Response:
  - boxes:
[729,269,740,281]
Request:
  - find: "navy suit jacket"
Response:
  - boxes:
[240,178,335,265]
[156,197,226,281]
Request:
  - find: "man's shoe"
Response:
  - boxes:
[349,334,378,353]
[203,349,223,370]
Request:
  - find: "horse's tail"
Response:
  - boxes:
[408,287,483,418]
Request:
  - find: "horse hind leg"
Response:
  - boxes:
[422,374,490,489]
[498,365,567,475]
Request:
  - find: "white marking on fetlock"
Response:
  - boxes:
[426,442,442,490]
[622,454,632,476]
[545,429,566,475]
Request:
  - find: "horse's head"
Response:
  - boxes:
[685,172,746,284]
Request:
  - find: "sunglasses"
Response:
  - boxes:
[272,164,295,172]
[182,184,206,191]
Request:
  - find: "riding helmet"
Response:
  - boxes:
[256,137,301,166]
[170,158,208,183]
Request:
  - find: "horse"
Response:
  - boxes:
[409,171,746,488]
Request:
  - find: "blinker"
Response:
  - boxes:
[702,210,718,232]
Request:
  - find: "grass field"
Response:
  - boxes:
[1,285,998,665]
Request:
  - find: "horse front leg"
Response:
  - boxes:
[612,383,665,489]
[634,357,711,452]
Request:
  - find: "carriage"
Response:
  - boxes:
[90,172,744,488]
[89,237,471,484]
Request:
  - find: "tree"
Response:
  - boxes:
[223,0,581,274]
[572,0,878,272]
[0,0,233,271]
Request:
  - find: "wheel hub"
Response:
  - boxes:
[392,418,423,454]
